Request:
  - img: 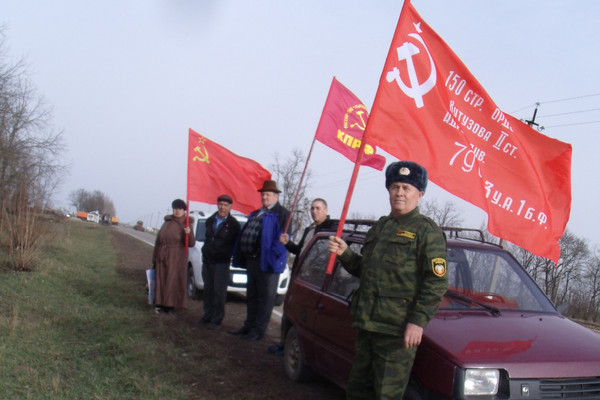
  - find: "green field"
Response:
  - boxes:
[0,220,197,399]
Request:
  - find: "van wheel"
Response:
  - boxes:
[284,327,313,382]
[187,266,200,300]
[274,294,285,307]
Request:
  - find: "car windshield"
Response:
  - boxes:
[443,245,556,313]
[296,234,556,314]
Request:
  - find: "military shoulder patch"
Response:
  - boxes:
[396,230,416,239]
[432,258,447,277]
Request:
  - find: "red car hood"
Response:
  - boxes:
[424,310,600,378]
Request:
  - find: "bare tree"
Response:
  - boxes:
[582,247,600,321]
[507,229,590,315]
[538,230,588,306]
[420,199,464,227]
[349,211,378,221]
[269,149,311,243]
[69,188,116,216]
[0,29,67,270]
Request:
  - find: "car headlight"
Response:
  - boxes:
[464,369,499,395]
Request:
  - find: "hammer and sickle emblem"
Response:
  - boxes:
[386,29,436,108]
[193,137,210,163]
[349,110,368,131]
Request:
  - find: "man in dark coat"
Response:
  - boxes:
[229,180,290,341]
[268,197,335,355]
[200,194,241,330]
[280,198,333,256]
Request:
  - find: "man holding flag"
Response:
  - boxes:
[329,161,447,399]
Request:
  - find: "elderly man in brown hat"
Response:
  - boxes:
[229,180,291,341]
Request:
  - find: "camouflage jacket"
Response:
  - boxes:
[338,207,448,336]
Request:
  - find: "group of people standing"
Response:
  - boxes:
[150,160,448,399]
[151,179,291,342]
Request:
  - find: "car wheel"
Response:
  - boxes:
[187,265,200,300]
[274,293,285,307]
[284,326,313,382]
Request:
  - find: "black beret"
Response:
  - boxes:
[385,161,428,192]
[171,199,187,210]
[217,194,233,204]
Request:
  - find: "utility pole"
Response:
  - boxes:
[525,102,544,131]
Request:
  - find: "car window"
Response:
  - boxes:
[445,246,555,312]
[328,242,361,301]
[195,219,206,242]
[296,237,329,288]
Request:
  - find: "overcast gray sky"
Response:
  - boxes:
[2,0,599,250]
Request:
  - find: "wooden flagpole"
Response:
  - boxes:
[324,139,368,275]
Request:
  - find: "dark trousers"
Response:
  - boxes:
[244,257,279,335]
[202,261,230,325]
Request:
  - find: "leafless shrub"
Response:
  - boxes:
[270,149,312,243]
[0,29,66,271]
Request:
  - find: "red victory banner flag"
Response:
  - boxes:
[315,77,386,171]
[187,129,271,215]
[365,1,572,263]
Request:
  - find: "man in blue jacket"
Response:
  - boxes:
[229,180,290,341]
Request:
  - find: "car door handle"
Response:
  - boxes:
[317,303,325,310]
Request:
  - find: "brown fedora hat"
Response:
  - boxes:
[258,179,281,193]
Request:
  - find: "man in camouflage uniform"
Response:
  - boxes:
[329,161,448,399]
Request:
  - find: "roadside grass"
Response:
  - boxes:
[0,220,196,399]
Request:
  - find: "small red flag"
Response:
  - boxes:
[187,129,271,215]
[315,77,386,171]
[366,2,571,263]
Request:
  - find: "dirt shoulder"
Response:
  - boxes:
[109,227,345,400]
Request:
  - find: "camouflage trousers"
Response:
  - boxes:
[346,329,417,400]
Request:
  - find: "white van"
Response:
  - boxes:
[186,210,291,306]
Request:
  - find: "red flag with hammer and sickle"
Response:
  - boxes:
[314,77,386,170]
[187,129,271,215]
[365,1,572,263]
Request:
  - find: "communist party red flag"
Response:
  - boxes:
[187,129,271,215]
[315,77,386,171]
[365,1,571,263]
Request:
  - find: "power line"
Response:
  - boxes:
[539,93,600,105]
[539,107,600,118]
[510,93,600,115]
[544,120,600,129]
[510,104,537,114]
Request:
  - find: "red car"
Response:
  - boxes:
[282,223,600,399]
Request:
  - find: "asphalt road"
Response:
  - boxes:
[116,224,156,246]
